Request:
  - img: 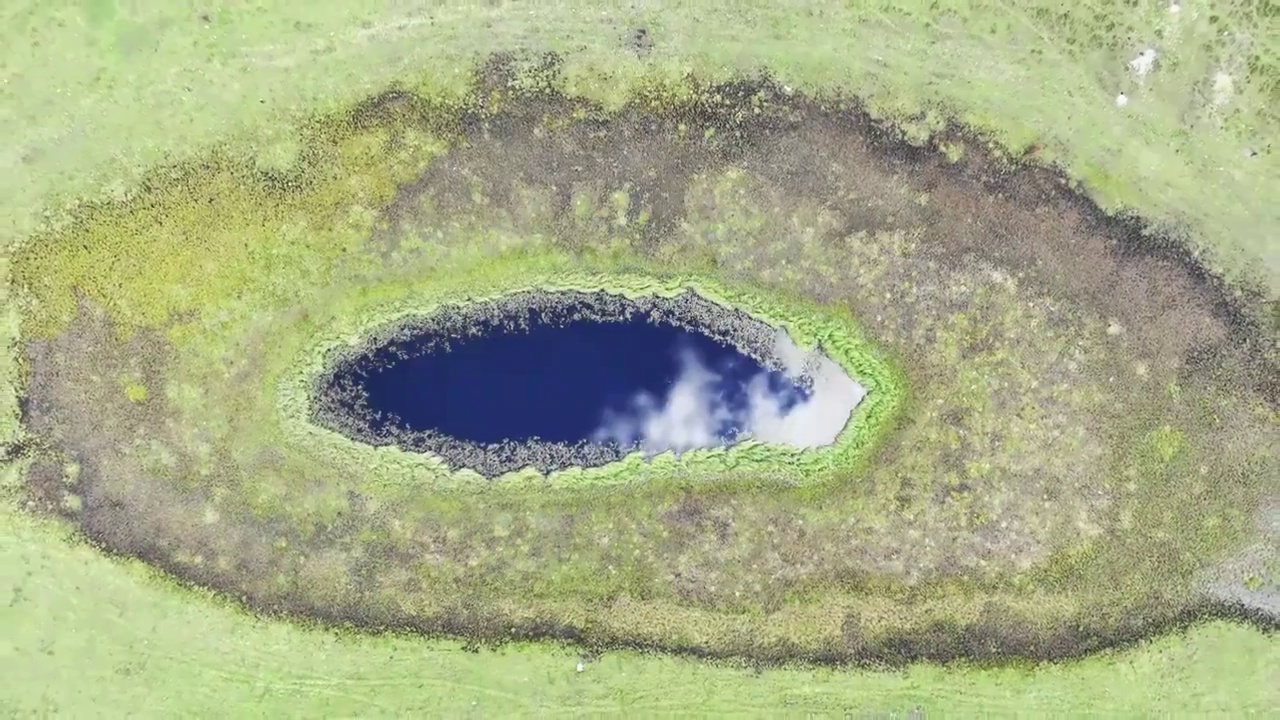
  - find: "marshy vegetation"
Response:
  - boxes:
[8,53,1277,667]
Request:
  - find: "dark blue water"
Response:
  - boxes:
[346,310,811,448]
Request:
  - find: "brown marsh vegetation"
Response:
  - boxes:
[10,55,1278,666]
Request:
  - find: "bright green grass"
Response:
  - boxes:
[2,0,1277,714]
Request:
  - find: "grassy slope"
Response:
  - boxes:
[1,0,1276,714]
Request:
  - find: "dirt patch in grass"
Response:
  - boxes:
[10,59,1278,666]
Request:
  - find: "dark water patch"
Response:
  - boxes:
[312,290,857,478]
[353,311,806,444]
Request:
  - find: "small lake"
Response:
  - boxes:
[316,291,865,476]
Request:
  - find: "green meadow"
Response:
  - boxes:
[2,0,1277,715]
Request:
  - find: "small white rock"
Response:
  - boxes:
[1115,92,1129,107]
[1169,1,1181,13]
[576,661,585,673]
[1129,48,1158,80]
[1212,72,1235,107]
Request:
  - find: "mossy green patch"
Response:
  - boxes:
[122,381,148,404]
[1147,424,1186,465]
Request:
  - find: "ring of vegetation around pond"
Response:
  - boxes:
[295,276,901,487]
[10,58,1277,666]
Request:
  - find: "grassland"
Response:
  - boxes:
[2,0,1277,714]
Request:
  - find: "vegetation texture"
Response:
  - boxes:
[2,0,1277,715]
[9,62,1276,666]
